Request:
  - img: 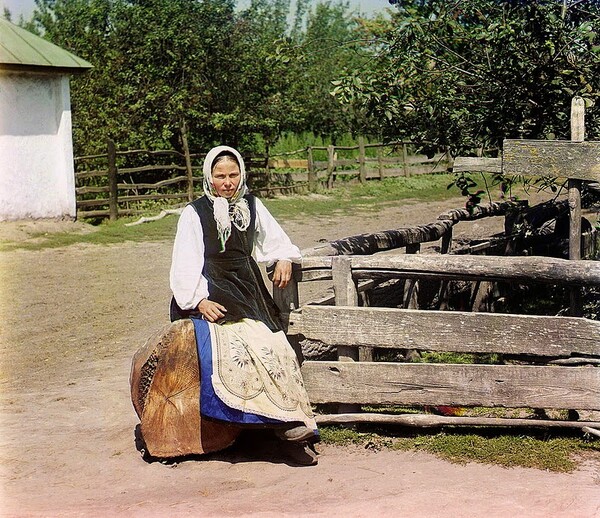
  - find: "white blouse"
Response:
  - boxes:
[170,197,302,311]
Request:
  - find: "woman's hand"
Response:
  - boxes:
[197,298,227,322]
[272,260,292,289]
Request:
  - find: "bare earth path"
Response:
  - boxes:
[1,196,599,518]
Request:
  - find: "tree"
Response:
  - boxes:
[215,0,296,151]
[31,0,240,153]
[284,1,375,142]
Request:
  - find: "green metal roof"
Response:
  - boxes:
[0,18,92,72]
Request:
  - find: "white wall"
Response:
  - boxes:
[0,71,76,220]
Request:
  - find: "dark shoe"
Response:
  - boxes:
[275,425,315,442]
[280,441,318,466]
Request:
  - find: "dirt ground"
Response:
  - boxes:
[1,194,599,518]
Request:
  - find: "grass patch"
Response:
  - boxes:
[263,174,458,221]
[319,426,600,472]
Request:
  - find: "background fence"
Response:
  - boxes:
[74,137,452,220]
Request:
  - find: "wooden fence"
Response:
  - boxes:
[74,134,268,220]
[74,137,451,220]
[271,99,600,431]
[269,137,451,192]
[273,204,600,430]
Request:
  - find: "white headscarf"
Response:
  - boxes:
[202,146,251,251]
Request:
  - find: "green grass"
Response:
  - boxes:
[1,174,458,251]
[264,173,458,221]
[319,426,600,472]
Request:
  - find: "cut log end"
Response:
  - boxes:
[130,319,240,458]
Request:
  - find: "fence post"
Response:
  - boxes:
[307,146,316,191]
[403,243,421,309]
[377,146,384,180]
[402,142,410,177]
[107,138,118,221]
[332,256,363,412]
[332,257,358,361]
[180,121,194,202]
[358,137,366,183]
[569,96,584,316]
[327,145,335,189]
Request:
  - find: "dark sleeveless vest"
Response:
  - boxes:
[170,194,282,332]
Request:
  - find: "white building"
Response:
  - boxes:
[0,18,92,220]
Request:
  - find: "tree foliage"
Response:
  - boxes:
[333,0,600,155]
[11,0,600,164]
[19,0,369,155]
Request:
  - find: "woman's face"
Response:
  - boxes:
[211,157,241,198]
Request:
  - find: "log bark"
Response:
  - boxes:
[130,320,240,458]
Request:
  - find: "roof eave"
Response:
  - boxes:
[0,63,93,75]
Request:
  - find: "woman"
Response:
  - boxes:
[170,145,318,465]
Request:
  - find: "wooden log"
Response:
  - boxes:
[303,220,453,257]
[130,320,240,458]
[582,426,600,438]
[302,202,518,257]
[288,305,600,357]
[300,361,600,410]
[436,201,515,223]
[316,413,600,430]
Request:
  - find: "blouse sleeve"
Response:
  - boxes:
[169,205,210,310]
[253,197,302,265]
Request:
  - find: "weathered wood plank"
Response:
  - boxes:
[298,254,600,286]
[301,361,600,410]
[332,257,359,364]
[289,306,600,357]
[503,139,600,182]
[569,97,585,316]
[452,157,502,173]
